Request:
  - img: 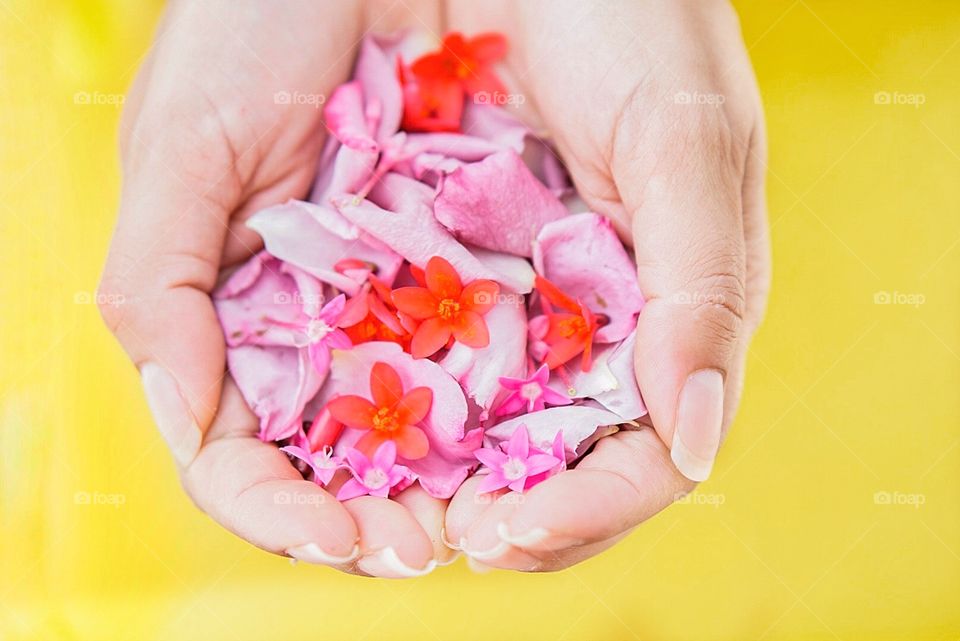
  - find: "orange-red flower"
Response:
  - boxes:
[339,275,412,350]
[401,32,507,133]
[411,32,507,95]
[391,256,500,359]
[325,361,433,460]
[534,275,603,372]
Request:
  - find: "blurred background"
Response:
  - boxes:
[1,1,958,639]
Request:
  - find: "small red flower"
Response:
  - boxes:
[391,256,500,359]
[325,361,433,460]
[400,32,508,133]
[534,275,603,372]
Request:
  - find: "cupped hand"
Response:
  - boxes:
[442,0,771,571]
[98,0,453,577]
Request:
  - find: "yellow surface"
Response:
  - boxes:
[2,1,959,639]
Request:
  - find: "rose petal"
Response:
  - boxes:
[434,150,568,256]
[485,405,625,460]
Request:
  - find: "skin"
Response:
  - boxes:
[98,0,770,576]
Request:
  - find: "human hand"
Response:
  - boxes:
[442,0,771,571]
[98,0,454,577]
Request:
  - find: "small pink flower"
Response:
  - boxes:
[337,441,413,500]
[474,425,561,493]
[281,444,343,487]
[522,431,566,490]
[496,364,572,416]
[269,294,352,374]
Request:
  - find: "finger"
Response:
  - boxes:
[180,378,360,568]
[493,429,693,556]
[393,484,459,565]
[613,108,748,482]
[343,497,438,578]
[460,493,540,571]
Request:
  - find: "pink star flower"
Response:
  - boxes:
[269,294,352,374]
[337,441,413,500]
[474,425,562,493]
[496,364,572,416]
[280,444,342,487]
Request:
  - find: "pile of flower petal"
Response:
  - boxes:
[214,31,647,501]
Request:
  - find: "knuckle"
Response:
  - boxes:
[679,266,747,345]
[96,269,135,335]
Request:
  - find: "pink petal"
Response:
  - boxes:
[324,81,377,151]
[506,425,530,459]
[354,36,404,142]
[533,213,645,342]
[486,405,625,460]
[476,472,510,494]
[434,150,568,257]
[371,440,398,470]
[227,345,324,442]
[246,200,402,295]
[566,329,647,421]
[336,478,370,501]
[474,447,507,469]
[334,176,534,293]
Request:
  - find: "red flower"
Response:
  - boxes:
[325,361,433,460]
[400,32,507,132]
[391,256,500,359]
[339,276,412,349]
[534,275,603,372]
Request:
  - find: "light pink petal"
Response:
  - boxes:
[525,453,562,477]
[507,425,530,459]
[355,34,406,141]
[247,200,402,295]
[336,478,370,501]
[563,330,646,421]
[434,150,568,257]
[533,213,645,342]
[441,297,527,415]
[404,132,503,162]
[476,472,510,494]
[227,345,324,442]
[311,140,378,202]
[371,440,398,470]
[459,102,528,153]
[474,447,507,469]
[334,178,534,293]
[324,81,377,151]
[486,405,625,461]
[494,393,527,417]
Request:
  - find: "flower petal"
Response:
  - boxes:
[434,150,568,257]
[425,255,463,299]
[411,317,453,358]
[326,395,379,430]
[393,424,429,460]
[396,386,433,425]
[486,405,624,460]
[391,286,439,319]
[371,439,398,470]
[324,81,377,151]
[460,279,500,314]
[370,361,404,408]
[452,309,489,348]
[336,478,370,501]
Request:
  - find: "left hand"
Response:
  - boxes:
[441,0,771,571]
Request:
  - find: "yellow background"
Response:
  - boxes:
[2,1,958,639]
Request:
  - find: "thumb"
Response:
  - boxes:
[98,131,242,467]
[616,119,747,482]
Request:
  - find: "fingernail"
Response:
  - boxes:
[356,547,437,579]
[437,551,461,567]
[440,527,463,551]
[465,556,493,574]
[671,369,724,482]
[287,543,360,566]
[462,536,510,561]
[496,522,585,550]
[140,362,201,467]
